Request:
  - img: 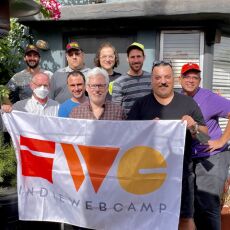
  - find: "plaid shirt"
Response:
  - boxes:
[70,100,125,120]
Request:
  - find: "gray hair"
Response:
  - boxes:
[86,67,109,85]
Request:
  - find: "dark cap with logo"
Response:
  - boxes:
[24,44,40,56]
[66,41,82,52]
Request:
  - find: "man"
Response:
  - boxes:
[2,72,58,116]
[127,61,208,230]
[112,42,151,114]
[58,71,88,117]
[50,41,90,103]
[179,62,230,230]
[7,44,53,103]
[70,67,124,120]
[1,72,60,229]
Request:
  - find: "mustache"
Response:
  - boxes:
[131,62,141,65]
[159,83,168,87]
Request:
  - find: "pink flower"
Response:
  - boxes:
[38,0,61,20]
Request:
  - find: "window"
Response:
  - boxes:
[160,31,204,88]
[213,36,230,130]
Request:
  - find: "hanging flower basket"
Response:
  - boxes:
[35,0,61,20]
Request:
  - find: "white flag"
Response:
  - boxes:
[2,111,186,230]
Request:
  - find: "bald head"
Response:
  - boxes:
[30,72,50,91]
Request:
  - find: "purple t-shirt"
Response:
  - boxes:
[192,87,230,157]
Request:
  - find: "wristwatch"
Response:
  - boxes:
[190,123,199,135]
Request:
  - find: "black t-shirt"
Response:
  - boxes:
[127,91,205,124]
[107,71,122,100]
[127,91,205,176]
[109,71,122,82]
[127,92,206,153]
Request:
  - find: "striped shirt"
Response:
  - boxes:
[112,71,152,114]
[70,100,125,120]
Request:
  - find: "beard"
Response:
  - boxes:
[26,60,39,69]
[130,62,143,73]
[73,92,84,99]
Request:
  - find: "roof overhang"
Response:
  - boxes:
[20,0,230,33]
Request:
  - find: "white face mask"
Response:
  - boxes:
[33,86,49,99]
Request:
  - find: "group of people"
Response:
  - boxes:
[1,40,230,230]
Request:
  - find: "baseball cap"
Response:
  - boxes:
[66,41,81,52]
[181,62,201,75]
[127,42,145,54]
[25,44,40,56]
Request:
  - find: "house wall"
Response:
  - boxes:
[33,30,64,73]
[35,29,156,74]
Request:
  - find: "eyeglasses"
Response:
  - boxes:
[68,50,82,57]
[88,84,107,90]
[100,55,115,60]
[152,60,172,69]
[182,75,200,80]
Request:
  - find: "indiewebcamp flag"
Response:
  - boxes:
[2,111,187,230]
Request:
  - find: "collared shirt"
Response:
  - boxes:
[13,96,59,116]
[191,87,230,157]
[70,100,125,120]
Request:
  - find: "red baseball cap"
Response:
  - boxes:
[181,63,201,75]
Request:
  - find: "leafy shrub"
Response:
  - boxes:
[0,18,31,85]
[0,135,16,188]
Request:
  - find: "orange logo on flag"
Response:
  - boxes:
[78,145,120,192]
[61,143,85,191]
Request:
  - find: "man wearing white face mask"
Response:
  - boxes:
[1,72,61,230]
[1,72,59,116]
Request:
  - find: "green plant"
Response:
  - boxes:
[0,85,10,104]
[0,18,31,85]
[35,0,61,20]
[0,135,17,189]
[0,86,15,190]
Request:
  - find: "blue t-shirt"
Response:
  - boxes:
[58,99,79,117]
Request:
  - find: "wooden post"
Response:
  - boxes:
[0,0,10,37]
